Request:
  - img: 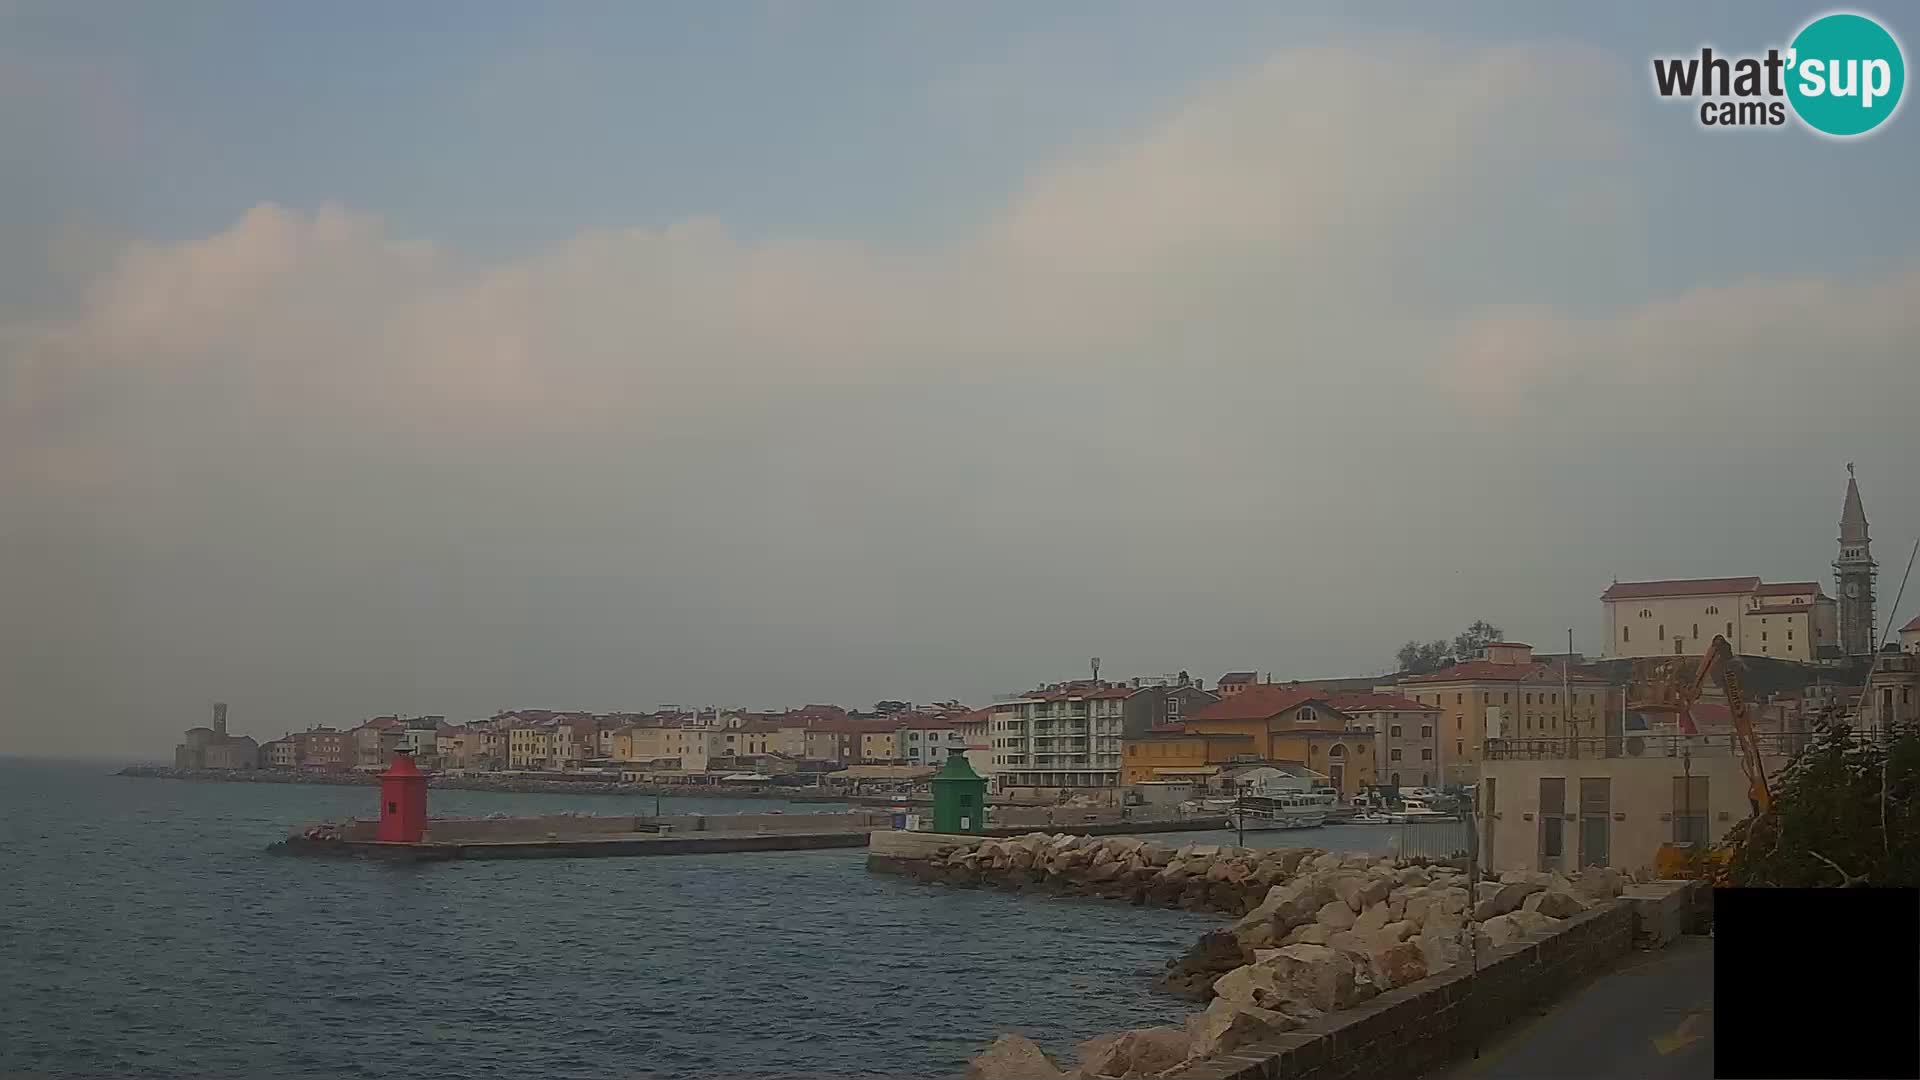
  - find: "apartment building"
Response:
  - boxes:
[989,683,1131,799]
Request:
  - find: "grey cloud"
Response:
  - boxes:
[2,42,1914,757]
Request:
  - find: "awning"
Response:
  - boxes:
[1149,765,1222,776]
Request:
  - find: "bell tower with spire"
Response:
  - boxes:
[1835,463,1877,657]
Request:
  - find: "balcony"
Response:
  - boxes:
[1482,731,1806,761]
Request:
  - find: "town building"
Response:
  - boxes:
[1389,642,1620,787]
[1216,672,1258,698]
[1600,578,1838,661]
[1862,652,1920,736]
[173,703,259,770]
[858,722,901,763]
[1902,614,1920,655]
[261,737,298,768]
[1476,729,1793,876]
[1835,467,1877,657]
[1121,729,1268,787]
[293,726,351,769]
[1174,685,1376,799]
[950,708,994,783]
[351,716,406,769]
[1323,692,1444,789]
[897,712,969,766]
[989,682,1132,799]
[1119,675,1219,738]
[507,723,553,769]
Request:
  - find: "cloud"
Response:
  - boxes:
[3,39,1916,754]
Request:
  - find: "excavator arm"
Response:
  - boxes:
[1688,636,1772,816]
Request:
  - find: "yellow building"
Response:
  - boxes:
[508,725,552,769]
[1122,731,1257,785]
[1389,642,1620,787]
[1131,685,1377,799]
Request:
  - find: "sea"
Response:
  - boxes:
[0,758,1422,1080]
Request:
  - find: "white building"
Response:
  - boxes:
[897,713,970,766]
[989,683,1131,799]
[1600,577,1838,661]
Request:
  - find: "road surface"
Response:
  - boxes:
[1426,935,1714,1080]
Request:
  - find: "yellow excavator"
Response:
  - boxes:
[1631,635,1772,880]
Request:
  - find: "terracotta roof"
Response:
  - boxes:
[1400,660,1610,685]
[1218,672,1258,684]
[1324,692,1440,713]
[1136,726,1254,743]
[1754,581,1822,597]
[1601,577,1760,601]
[1904,615,1920,633]
[1185,685,1328,722]
[897,713,962,730]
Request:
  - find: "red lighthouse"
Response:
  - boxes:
[376,752,428,843]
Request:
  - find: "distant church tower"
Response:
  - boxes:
[1835,464,1877,657]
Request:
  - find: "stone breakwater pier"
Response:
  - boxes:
[868,831,1706,1080]
[273,810,897,861]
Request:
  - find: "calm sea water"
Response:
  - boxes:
[0,759,1259,1080]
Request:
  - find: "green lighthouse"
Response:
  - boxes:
[929,748,987,834]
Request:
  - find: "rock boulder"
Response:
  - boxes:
[1079,1026,1191,1079]
[1185,998,1294,1058]
[966,1034,1065,1080]
[1523,889,1591,919]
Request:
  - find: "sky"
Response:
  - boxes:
[4,2,1918,757]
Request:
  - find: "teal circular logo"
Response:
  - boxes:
[1786,13,1906,136]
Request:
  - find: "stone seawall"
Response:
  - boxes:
[939,831,1637,1079]
[1166,902,1637,1080]
[869,831,1342,918]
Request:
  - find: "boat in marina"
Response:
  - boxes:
[1227,789,1336,830]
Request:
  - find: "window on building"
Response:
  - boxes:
[1421,748,1433,760]
[1726,622,1733,638]
[1623,627,1630,643]
[1673,776,1709,846]
[1539,777,1566,860]
[1389,724,1402,737]
[1761,631,1767,642]
[1455,693,1463,705]
[1658,624,1666,640]
[1420,725,1432,738]
[1456,740,1464,756]
[1692,623,1699,638]
[1525,693,1533,705]
[1503,692,1510,704]
[1390,749,1402,761]
[1787,629,1793,640]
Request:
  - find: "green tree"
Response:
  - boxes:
[1724,720,1920,887]
[1394,620,1506,675]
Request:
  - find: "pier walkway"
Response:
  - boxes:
[1422,934,1714,1080]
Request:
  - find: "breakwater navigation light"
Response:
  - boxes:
[930,748,987,834]
[376,752,429,843]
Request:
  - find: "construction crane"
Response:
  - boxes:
[1632,635,1772,879]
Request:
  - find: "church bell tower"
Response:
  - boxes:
[1835,464,1877,657]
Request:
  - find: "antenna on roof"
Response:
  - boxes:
[1091,657,1101,683]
